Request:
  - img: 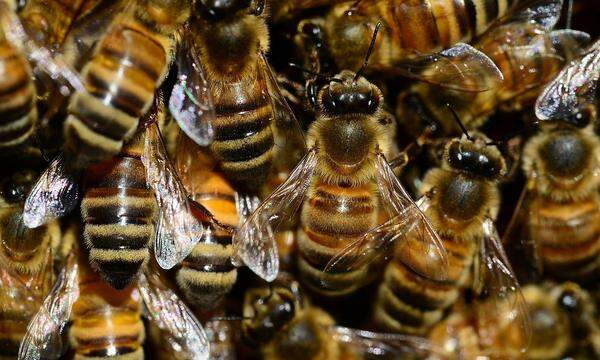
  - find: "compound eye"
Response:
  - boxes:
[2,175,32,204]
[558,290,581,314]
[199,0,249,18]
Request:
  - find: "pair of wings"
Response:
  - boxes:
[168,28,307,174]
[234,149,448,283]
[18,255,210,360]
[23,109,212,270]
[535,39,600,121]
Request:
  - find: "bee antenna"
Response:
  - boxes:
[265,283,274,302]
[210,315,254,322]
[446,103,473,141]
[288,63,343,83]
[565,0,573,29]
[354,21,382,81]
[345,0,363,16]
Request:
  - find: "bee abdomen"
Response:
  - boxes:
[297,182,377,296]
[0,43,36,153]
[0,311,31,358]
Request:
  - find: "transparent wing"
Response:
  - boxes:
[333,326,449,359]
[142,122,203,269]
[259,52,308,173]
[535,39,600,120]
[138,270,209,360]
[18,254,79,360]
[23,154,80,228]
[474,218,531,353]
[391,43,504,92]
[0,0,84,94]
[325,154,448,281]
[498,0,564,30]
[169,31,215,147]
[232,148,318,282]
[235,193,261,225]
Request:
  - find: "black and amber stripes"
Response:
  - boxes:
[297,180,379,296]
[0,41,36,155]
[374,233,477,334]
[81,131,157,290]
[176,171,239,309]
[209,78,275,193]
[63,3,181,169]
[379,0,516,53]
[70,265,144,360]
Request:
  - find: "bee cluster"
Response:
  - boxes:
[0,0,598,359]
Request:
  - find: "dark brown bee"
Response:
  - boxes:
[241,274,448,360]
[63,0,191,169]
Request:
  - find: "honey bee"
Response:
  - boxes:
[502,39,600,284]
[0,153,59,359]
[23,96,217,287]
[63,0,192,170]
[18,247,210,360]
[430,282,600,359]
[167,0,307,195]
[173,133,240,309]
[241,273,449,360]
[338,131,528,336]
[235,67,447,293]
[396,0,590,136]
[0,0,84,156]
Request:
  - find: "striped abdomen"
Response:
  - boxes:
[176,172,238,309]
[64,21,170,168]
[297,179,379,296]
[81,133,157,290]
[0,42,36,155]
[209,75,275,192]
[380,0,516,54]
[529,196,600,282]
[374,232,477,335]
[70,276,144,359]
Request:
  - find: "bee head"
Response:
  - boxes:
[1,170,36,204]
[538,128,592,182]
[444,133,506,179]
[242,277,301,345]
[320,71,381,116]
[196,0,263,19]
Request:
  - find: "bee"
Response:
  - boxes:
[168,0,307,195]
[24,96,217,288]
[18,246,210,360]
[504,39,600,284]
[355,131,530,336]
[0,152,59,359]
[0,0,84,156]
[241,273,448,360]
[235,63,447,293]
[173,133,240,310]
[396,1,590,136]
[63,0,192,169]
[429,282,600,359]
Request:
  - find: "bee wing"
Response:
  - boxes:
[325,154,448,281]
[495,0,564,30]
[332,326,449,359]
[232,148,318,282]
[142,121,204,269]
[259,52,308,173]
[23,154,80,229]
[18,254,79,360]
[0,0,84,93]
[535,39,600,120]
[474,218,532,353]
[391,43,503,92]
[169,31,215,147]
[138,270,209,360]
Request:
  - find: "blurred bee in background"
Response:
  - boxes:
[173,133,240,310]
[396,0,590,136]
[235,49,448,294]
[18,244,210,360]
[170,0,306,196]
[241,273,449,359]
[0,0,85,157]
[0,151,60,360]
[429,282,600,359]
[24,96,218,288]
[62,0,192,170]
[270,0,352,23]
[504,39,600,284]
